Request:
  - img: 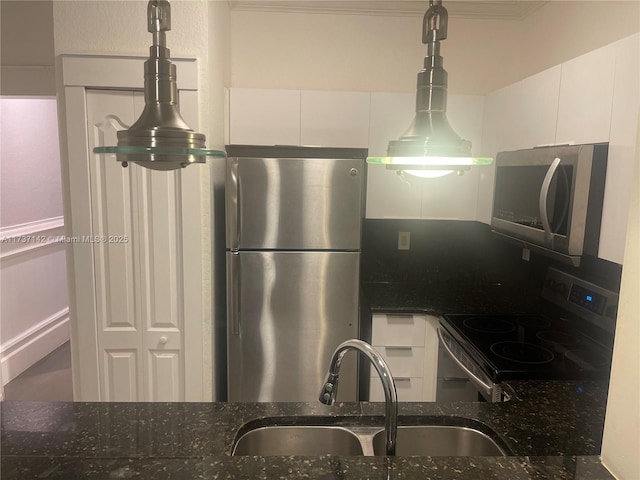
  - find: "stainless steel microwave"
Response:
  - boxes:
[491,143,608,266]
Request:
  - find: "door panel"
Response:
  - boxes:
[84,89,197,401]
[104,350,138,402]
[227,157,364,250]
[228,251,360,402]
[148,350,182,402]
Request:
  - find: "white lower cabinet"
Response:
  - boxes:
[369,314,439,402]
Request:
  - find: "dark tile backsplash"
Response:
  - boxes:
[361,219,622,294]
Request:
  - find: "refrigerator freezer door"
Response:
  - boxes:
[226,156,364,251]
[227,251,360,402]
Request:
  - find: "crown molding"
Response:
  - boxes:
[228,1,548,20]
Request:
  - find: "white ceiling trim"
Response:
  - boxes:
[228,1,548,20]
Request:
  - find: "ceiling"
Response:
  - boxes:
[227,1,548,20]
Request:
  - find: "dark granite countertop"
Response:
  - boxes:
[1,380,614,479]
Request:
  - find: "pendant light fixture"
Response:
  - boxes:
[367,0,492,177]
[94,0,225,170]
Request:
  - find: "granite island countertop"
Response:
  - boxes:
[1,380,615,479]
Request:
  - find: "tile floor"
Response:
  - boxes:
[3,342,73,401]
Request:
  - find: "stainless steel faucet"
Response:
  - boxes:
[319,339,398,456]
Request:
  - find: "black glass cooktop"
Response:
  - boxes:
[441,314,613,383]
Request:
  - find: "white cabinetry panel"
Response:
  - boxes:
[366,93,485,220]
[556,43,616,145]
[366,166,423,219]
[370,314,438,402]
[520,66,562,148]
[300,91,370,147]
[371,377,423,402]
[478,66,561,224]
[372,314,426,346]
[599,33,640,264]
[371,347,425,378]
[421,95,485,221]
[367,92,414,157]
[229,88,301,145]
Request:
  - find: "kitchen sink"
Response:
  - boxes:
[232,426,365,456]
[372,425,505,456]
[232,420,508,457]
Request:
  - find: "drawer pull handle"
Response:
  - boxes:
[385,346,412,351]
[394,377,411,382]
[443,377,469,382]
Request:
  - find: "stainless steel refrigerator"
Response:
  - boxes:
[225,145,366,402]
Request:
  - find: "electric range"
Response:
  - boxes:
[439,267,619,402]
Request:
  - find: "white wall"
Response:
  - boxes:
[0,0,55,95]
[601,118,640,479]
[229,1,640,96]
[230,10,521,95]
[519,1,640,81]
[0,98,64,227]
[0,97,69,386]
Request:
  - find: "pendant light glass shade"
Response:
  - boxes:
[367,0,492,176]
[93,0,225,170]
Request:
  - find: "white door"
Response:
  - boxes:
[59,56,208,402]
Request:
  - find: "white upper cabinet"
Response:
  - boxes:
[366,92,422,219]
[598,33,640,264]
[478,66,561,224]
[519,66,562,148]
[481,65,561,158]
[480,33,638,263]
[420,96,485,221]
[366,92,487,220]
[555,42,616,145]
[229,88,301,145]
[300,90,370,147]
[480,81,523,157]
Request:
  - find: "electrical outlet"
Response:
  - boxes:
[398,231,410,250]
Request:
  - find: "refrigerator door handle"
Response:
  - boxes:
[228,253,241,335]
[228,158,241,251]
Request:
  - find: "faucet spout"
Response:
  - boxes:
[319,339,398,456]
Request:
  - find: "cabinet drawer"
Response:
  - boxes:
[370,377,423,402]
[371,346,425,378]
[371,315,425,347]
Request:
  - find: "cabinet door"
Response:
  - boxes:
[86,90,141,401]
[229,88,301,145]
[556,43,616,145]
[598,33,640,264]
[300,90,370,148]
[366,93,423,219]
[421,96,485,221]
[82,89,203,402]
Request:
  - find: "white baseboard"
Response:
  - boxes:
[0,308,70,386]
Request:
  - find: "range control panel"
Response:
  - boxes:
[542,267,619,333]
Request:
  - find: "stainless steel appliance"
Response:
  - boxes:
[438,268,618,402]
[491,144,608,266]
[225,145,366,402]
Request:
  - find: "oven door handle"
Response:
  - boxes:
[437,327,493,398]
[539,157,561,242]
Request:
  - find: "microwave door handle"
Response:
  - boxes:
[437,327,493,398]
[539,157,561,241]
